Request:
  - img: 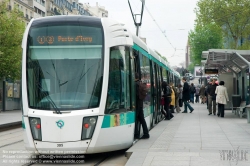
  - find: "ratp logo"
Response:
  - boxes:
[56,120,64,129]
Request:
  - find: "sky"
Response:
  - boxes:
[80,0,199,67]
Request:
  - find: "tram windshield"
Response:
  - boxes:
[26,24,103,110]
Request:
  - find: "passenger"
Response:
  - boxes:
[215,81,229,118]
[169,82,176,113]
[135,73,149,139]
[189,83,196,103]
[176,84,183,113]
[199,85,206,104]
[207,79,218,115]
[162,81,174,120]
[182,77,194,113]
[195,85,200,103]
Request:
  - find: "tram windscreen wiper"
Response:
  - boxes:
[37,83,62,114]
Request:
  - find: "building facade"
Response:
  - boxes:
[83,2,108,17]
[2,0,108,25]
[4,0,34,25]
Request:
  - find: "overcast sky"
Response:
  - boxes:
[80,0,199,67]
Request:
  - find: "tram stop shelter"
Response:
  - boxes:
[202,49,250,118]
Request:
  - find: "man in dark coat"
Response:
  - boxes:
[182,77,194,113]
[134,73,149,139]
[207,79,218,115]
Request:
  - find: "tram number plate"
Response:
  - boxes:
[57,144,63,147]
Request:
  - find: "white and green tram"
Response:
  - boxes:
[21,16,180,154]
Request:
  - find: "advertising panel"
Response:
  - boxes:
[194,66,204,77]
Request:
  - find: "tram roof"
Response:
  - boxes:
[202,49,250,74]
[131,34,179,77]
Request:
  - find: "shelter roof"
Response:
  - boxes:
[202,49,250,74]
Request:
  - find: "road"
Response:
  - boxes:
[0,128,128,166]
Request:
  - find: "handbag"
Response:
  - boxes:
[161,98,165,105]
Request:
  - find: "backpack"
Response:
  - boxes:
[166,86,172,96]
[172,86,178,98]
[195,88,200,95]
[191,86,196,93]
[138,81,147,100]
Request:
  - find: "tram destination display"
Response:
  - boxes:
[205,69,218,74]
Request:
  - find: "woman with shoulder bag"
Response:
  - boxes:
[215,81,229,117]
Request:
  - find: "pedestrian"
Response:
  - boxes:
[199,85,206,104]
[189,83,196,103]
[215,81,229,117]
[176,84,183,112]
[195,85,200,103]
[198,78,201,84]
[135,73,149,139]
[169,82,176,113]
[162,81,174,120]
[207,79,218,115]
[182,77,194,113]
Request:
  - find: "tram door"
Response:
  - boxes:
[150,61,157,127]
[154,64,161,123]
[158,67,164,120]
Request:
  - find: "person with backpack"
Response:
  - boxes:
[175,84,182,113]
[189,83,196,103]
[162,81,174,120]
[177,84,183,110]
[207,79,218,115]
[195,85,200,103]
[199,85,206,104]
[134,73,149,139]
[182,77,194,113]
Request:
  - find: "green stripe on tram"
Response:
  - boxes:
[101,112,135,128]
[22,116,25,129]
[132,43,150,59]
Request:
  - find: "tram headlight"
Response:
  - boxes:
[81,116,98,140]
[29,117,42,141]
[89,118,96,124]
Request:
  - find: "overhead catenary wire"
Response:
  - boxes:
[144,5,175,50]
[142,4,179,57]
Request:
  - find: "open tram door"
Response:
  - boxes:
[150,61,158,127]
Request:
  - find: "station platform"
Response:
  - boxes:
[126,103,250,166]
[0,110,22,129]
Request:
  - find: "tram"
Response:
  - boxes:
[21,16,180,154]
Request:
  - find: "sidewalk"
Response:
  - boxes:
[0,110,22,128]
[126,104,250,166]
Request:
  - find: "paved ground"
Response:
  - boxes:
[126,103,250,166]
[0,110,22,126]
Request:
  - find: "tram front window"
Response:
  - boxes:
[26,24,103,110]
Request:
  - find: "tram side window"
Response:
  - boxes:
[105,47,131,114]
[162,69,167,82]
[139,54,151,106]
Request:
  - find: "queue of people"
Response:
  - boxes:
[135,75,229,140]
[160,77,229,119]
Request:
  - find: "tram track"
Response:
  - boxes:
[0,140,23,148]
[0,122,22,132]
